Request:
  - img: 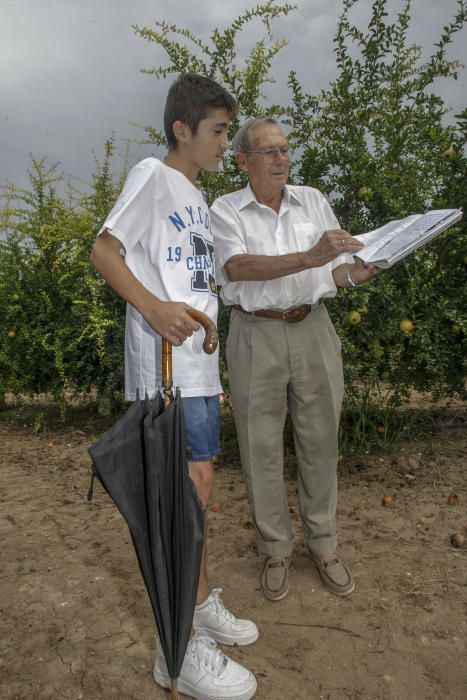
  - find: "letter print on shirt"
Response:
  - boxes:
[187,232,217,296]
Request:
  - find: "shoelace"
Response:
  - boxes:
[209,587,235,622]
[190,632,227,675]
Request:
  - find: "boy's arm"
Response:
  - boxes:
[90,231,199,346]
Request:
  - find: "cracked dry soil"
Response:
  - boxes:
[0,403,466,700]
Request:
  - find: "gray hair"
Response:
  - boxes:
[231,117,278,153]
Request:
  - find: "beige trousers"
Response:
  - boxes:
[226,304,344,558]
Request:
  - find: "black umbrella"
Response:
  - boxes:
[88,310,218,699]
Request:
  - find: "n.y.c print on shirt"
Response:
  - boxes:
[167,203,217,297]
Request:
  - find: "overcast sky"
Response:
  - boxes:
[2,0,466,192]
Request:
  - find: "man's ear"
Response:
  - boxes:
[172,120,191,144]
[235,152,249,173]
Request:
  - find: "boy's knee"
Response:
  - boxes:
[188,460,214,508]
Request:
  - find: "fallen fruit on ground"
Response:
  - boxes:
[450,533,465,548]
[377,426,385,434]
[382,495,394,506]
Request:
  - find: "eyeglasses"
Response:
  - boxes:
[243,147,290,162]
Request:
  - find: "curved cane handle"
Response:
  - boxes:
[185,309,219,354]
[162,311,218,406]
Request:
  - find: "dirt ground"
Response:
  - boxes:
[0,400,466,700]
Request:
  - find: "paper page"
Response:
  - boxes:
[355,209,461,266]
[355,216,420,264]
[368,209,460,264]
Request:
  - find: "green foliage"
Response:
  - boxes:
[0,142,125,409]
[0,1,466,450]
[133,1,296,201]
[280,0,467,400]
[285,0,467,220]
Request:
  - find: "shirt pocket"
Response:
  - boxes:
[292,222,323,251]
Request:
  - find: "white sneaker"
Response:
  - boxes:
[193,588,259,646]
[153,632,257,700]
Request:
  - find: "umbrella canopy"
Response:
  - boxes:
[88,309,218,698]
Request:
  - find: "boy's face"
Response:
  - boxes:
[182,107,231,172]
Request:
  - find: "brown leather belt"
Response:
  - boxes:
[233,303,317,323]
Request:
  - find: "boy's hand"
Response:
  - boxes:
[90,233,200,345]
[144,300,200,346]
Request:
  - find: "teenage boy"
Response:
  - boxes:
[90,74,258,700]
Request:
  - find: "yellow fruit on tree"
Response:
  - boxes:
[347,310,362,325]
[400,319,414,333]
[357,186,374,202]
[451,324,461,334]
[443,146,457,162]
[357,305,368,314]
[7,330,16,338]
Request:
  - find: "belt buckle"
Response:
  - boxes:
[285,305,308,323]
[283,308,299,323]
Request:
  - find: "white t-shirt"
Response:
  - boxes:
[211,184,353,311]
[99,157,222,400]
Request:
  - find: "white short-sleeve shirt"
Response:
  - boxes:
[99,157,221,400]
[210,184,353,311]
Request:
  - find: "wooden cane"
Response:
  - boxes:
[162,310,219,408]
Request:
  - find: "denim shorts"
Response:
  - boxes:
[182,395,221,462]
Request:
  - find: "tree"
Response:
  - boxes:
[1,1,465,447]
[281,0,467,400]
[0,143,126,413]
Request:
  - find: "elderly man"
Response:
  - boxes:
[211,117,378,602]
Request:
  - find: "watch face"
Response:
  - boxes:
[210,279,218,295]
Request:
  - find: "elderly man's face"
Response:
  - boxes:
[237,123,290,195]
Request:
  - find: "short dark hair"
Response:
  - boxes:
[164,73,238,149]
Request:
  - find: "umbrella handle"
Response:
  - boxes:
[162,310,219,406]
[186,309,219,355]
[162,338,173,406]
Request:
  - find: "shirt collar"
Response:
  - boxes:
[239,183,303,210]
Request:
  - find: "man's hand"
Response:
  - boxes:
[224,229,364,282]
[306,229,363,267]
[143,299,200,346]
[350,258,381,285]
[332,257,382,288]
